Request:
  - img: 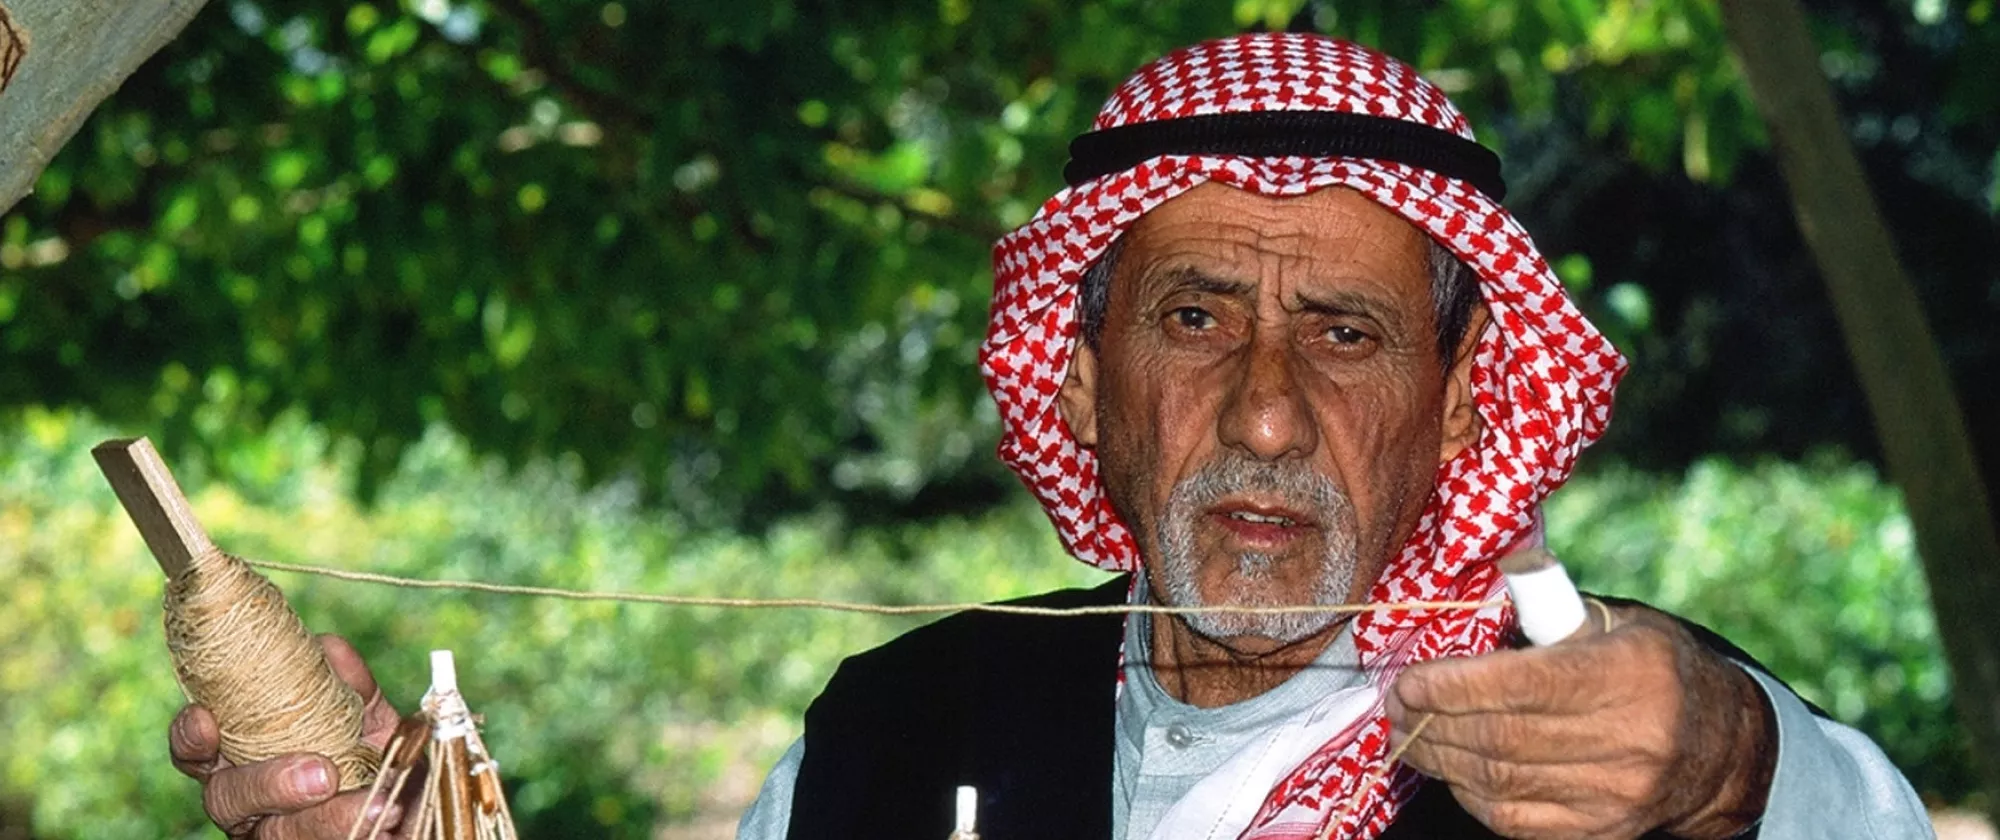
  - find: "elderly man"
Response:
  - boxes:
[172,34,1929,840]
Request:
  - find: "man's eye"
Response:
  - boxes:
[1170,307,1216,330]
[1327,325,1368,344]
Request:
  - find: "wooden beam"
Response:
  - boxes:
[91,437,215,580]
[0,0,211,214]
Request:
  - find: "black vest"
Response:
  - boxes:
[788,576,1786,839]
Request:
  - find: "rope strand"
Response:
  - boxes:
[242,558,1505,618]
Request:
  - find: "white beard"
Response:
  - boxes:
[1150,453,1360,643]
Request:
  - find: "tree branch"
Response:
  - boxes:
[0,0,214,214]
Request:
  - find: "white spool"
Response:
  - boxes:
[1503,563,1588,647]
[430,649,458,694]
[954,785,978,833]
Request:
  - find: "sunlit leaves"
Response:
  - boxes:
[1318,0,1755,181]
[1234,0,1307,31]
[1,0,1993,521]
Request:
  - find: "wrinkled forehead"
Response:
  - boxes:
[1109,182,1438,294]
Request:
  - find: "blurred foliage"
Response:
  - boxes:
[0,411,1107,837]
[0,0,1993,523]
[1543,456,1972,803]
[1,0,1246,521]
[0,412,1969,837]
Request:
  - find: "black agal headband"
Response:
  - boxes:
[1063,110,1508,202]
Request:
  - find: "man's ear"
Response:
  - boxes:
[1439,305,1490,463]
[1059,341,1101,448]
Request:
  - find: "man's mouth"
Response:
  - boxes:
[1226,510,1299,526]
[1209,502,1317,547]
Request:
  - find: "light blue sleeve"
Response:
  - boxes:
[1741,667,1935,839]
[736,738,804,840]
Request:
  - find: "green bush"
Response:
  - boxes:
[1546,457,1970,802]
[0,411,1965,837]
[0,411,1105,838]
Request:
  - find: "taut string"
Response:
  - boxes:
[240,558,1507,618]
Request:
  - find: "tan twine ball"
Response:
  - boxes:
[164,548,380,789]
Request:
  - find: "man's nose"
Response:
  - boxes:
[1217,336,1319,461]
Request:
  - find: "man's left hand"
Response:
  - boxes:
[1386,604,1776,840]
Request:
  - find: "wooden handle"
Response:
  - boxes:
[92,437,215,579]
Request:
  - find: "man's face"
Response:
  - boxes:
[1059,184,1481,651]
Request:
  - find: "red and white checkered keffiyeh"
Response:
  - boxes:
[977,33,1627,838]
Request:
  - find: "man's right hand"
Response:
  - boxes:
[168,635,407,839]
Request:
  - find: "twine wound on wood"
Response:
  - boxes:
[166,547,382,787]
[94,438,380,791]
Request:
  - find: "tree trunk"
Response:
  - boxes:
[1720,0,2000,824]
[0,0,210,214]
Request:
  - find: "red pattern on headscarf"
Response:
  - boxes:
[978,34,1626,838]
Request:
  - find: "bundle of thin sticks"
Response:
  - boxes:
[348,651,517,840]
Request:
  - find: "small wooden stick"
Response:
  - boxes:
[91,438,215,579]
[440,737,475,840]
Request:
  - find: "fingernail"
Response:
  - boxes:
[366,803,403,829]
[292,761,332,796]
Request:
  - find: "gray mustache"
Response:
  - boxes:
[1171,454,1348,519]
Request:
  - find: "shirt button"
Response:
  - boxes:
[1165,723,1195,748]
